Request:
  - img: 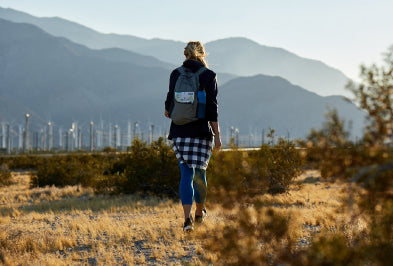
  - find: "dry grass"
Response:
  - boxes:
[0,170,362,265]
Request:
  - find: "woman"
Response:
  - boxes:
[165,41,221,232]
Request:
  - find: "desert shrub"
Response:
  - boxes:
[203,207,290,265]
[199,135,303,264]
[103,146,117,153]
[201,47,393,266]
[264,138,304,194]
[301,108,393,179]
[98,135,302,199]
[100,137,180,197]
[0,164,12,186]
[1,156,45,170]
[209,133,304,207]
[31,155,110,188]
[288,46,393,265]
[25,138,178,196]
[208,147,253,201]
[301,108,355,178]
[288,234,365,266]
[287,190,393,265]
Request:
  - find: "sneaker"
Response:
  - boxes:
[183,218,194,232]
[195,208,207,224]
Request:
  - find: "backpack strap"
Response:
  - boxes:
[195,67,207,91]
[177,66,206,75]
[195,66,207,76]
[176,66,186,74]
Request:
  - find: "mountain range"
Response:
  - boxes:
[219,75,364,138]
[0,10,366,141]
[0,7,350,96]
[0,18,170,129]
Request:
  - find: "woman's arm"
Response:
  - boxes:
[210,121,222,150]
[205,74,221,149]
[165,70,179,118]
[205,75,218,122]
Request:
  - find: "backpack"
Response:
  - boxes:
[169,66,207,125]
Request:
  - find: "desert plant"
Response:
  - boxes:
[2,155,45,170]
[264,138,304,194]
[347,45,393,146]
[288,234,365,266]
[209,131,303,202]
[201,47,393,266]
[0,163,12,186]
[288,46,393,265]
[102,137,180,197]
[301,108,392,179]
[31,155,109,188]
[203,207,290,265]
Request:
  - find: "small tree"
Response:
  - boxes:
[347,45,393,146]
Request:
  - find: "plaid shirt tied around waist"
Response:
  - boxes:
[171,137,213,170]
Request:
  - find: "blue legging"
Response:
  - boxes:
[179,163,207,205]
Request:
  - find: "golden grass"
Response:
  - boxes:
[0,170,363,265]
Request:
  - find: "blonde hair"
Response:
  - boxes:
[184,41,208,67]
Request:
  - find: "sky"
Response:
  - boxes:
[1,0,392,80]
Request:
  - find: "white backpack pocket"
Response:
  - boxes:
[175,92,194,104]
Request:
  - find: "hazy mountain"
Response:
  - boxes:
[0,7,185,65]
[0,18,171,129]
[219,75,365,139]
[206,38,350,97]
[57,37,175,70]
[0,7,236,86]
[0,96,34,122]
[0,18,364,141]
[0,7,350,96]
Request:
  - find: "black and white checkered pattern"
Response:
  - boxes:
[171,137,213,169]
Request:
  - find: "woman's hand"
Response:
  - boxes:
[214,136,222,150]
[165,110,170,118]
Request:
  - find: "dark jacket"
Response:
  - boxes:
[165,59,218,140]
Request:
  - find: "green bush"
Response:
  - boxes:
[263,138,304,194]
[31,155,109,188]
[101,137,180,197]
[26,138,178,196]
[98,136,303,199]
[0,156,44,170]
[209,135,304,207]
[0,164,12,186]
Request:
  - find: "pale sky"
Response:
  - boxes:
[1,0,392,80]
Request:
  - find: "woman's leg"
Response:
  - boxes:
[194,168,207,216]
[179,163,195,220]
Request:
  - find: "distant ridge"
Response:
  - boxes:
[206,37,350,96]
[219,74,365,138]
[0,7,186,64]
[0,6,350,96]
